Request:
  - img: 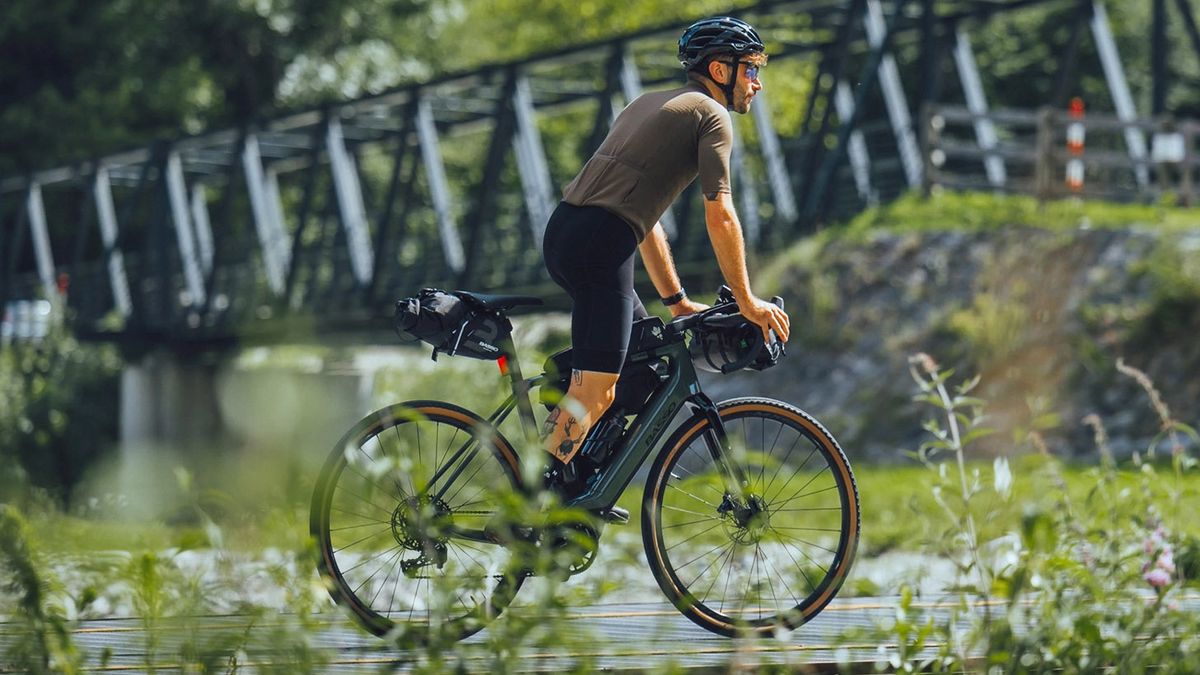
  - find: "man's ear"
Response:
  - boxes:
[707,59,728,85]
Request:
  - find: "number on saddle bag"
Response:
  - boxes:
[394,288,511,360]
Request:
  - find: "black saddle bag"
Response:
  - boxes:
[395,288,511,360]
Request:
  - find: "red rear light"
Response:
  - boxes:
[497,354,509,376]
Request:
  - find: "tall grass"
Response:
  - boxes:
[860,353,1200,673]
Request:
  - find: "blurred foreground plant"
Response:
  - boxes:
[0,504,86,673]
[862,353,1200,673]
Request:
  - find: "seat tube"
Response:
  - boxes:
[499,336,539,447]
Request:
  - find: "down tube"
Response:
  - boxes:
[571,356,698,511]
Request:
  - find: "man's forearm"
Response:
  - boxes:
[704,196,754,303]
[638,222,684,299]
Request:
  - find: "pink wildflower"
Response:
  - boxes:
[1157,550,1176,574]
[1144,568,1171,588]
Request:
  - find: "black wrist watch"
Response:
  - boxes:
[661,289,687,307]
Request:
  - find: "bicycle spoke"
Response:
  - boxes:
[717,544,738,614]
[352,546,406,596]
[666,482,719,509]
[675,539,732,573]
[663,516,719,529]
[662,504,722,520]
[764,434,806,499]
[775,536,817,594]
[695,542,737,606]
[772,482,840,510]
[367,548,408,609]
[673,463,725,499]
[333,526,393,555]
[329,521,389,534]
[392,423,419,497]
[766,445,819,504]
[760,546,792,612]
[664,521,724,552]
[331,506,389,524]
[333,488,394,521]
[770,528,835,570]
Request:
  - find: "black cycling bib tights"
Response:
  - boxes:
[543,202,648,374]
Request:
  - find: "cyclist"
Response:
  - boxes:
[540,16,791,486]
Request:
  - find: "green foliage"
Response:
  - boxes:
[0,307,122,504]
[0,0,439,174]
[847,190,1200,236]
[1129,234,1200,343]
[944,291,1029,364]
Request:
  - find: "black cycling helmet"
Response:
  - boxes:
[690,294,786,374]
[678,16,764,111]
[678,16,765,71]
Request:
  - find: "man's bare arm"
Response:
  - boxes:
[703,193,790,341]
[638,222,708,317]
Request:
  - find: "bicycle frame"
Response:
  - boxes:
[428,331,749,515]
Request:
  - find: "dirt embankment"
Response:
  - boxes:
[703,227,1200,463]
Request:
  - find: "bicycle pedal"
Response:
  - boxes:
[599,506,629,524]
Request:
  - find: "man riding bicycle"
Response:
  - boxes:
[541,16,791,487]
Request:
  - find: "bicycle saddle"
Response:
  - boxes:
[453,290,543,312]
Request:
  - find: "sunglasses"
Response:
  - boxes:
[724,61,761,80]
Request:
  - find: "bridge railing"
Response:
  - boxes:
[924,105,1200,205]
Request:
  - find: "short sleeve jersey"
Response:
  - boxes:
[560,81,732,242]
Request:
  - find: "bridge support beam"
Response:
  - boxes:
[512,75,556,250]
[833,82,877,204]
[25,183,57,299]
[865,0,923,188]
[952,27,1007,188]
[729,123,762,245]
[93,168,134,317]
[1091,0,1149,187]
[751,90,800,223]
[416,98,466,273]
[616,50,678,239]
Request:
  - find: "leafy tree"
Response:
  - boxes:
[0,0,443,176]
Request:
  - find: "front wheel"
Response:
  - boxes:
[642,398,860,637]
[310,401,526,642]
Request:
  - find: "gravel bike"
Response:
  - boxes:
[310,288,859,641]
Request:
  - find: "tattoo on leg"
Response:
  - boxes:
[572,369,582,387]
[555,416,585,462]
[543,408,561,437]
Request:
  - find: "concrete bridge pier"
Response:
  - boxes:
[119,351,223,447]
[118,348,378,459]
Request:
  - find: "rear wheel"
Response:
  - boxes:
[311,401,526,642]
[642,398,859,637]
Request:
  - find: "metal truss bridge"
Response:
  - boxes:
[2,0,1192,348]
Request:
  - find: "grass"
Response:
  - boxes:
[25,454,1200,568]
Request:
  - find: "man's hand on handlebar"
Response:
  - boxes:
[739,295,790,344]
[669,297,710,318]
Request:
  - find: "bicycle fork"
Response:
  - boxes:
[686,392,757,515]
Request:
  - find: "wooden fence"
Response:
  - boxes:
[923,105,1200,205]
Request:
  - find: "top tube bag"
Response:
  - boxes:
[395,288,511,360]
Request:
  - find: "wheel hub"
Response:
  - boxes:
[718,494,770,545]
